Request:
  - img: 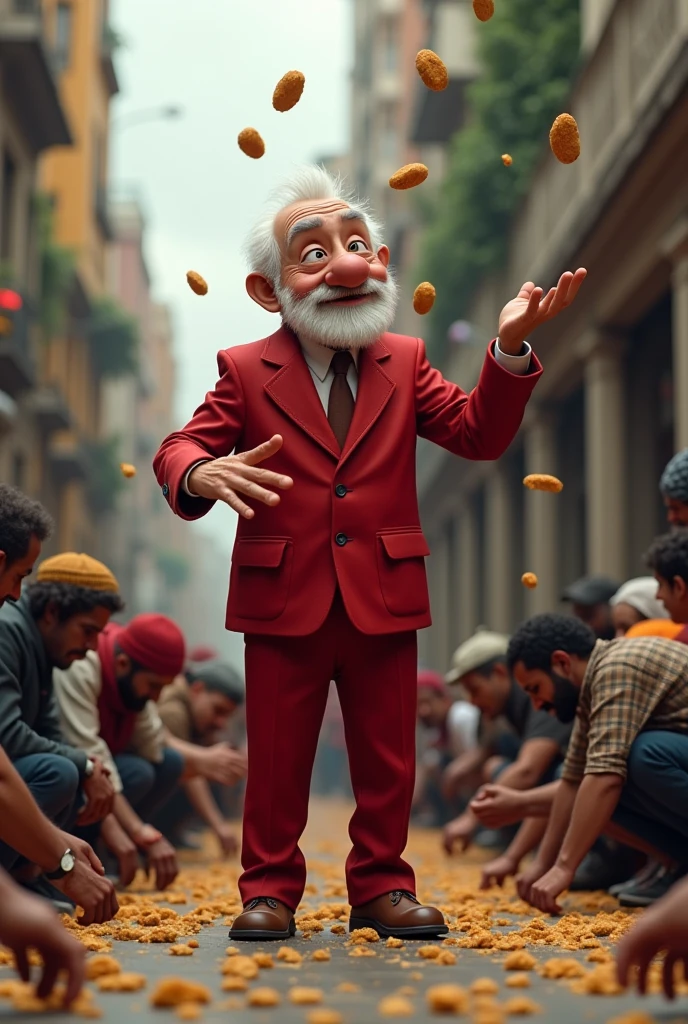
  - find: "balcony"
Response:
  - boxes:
[410,0,481,145]
[48,431,89,483]
[100,22,120,98]
[0,0,72,152]
[26,384,72,434]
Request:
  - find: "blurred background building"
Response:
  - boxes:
[326,0,688,671]
[0,0,233,658]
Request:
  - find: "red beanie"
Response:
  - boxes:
[417,669,447,695]
[117,614,186,678]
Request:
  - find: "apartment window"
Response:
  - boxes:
[380,18,398,74]
[54,2,73,73]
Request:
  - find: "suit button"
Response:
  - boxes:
[335,484,347,498]
[162,484,170,497]
[335,532,348,547]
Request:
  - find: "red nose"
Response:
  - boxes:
[324,253,370,289]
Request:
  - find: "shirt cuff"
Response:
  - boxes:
[494,338,532,375]
[183,461,209,496]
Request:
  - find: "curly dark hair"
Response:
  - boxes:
[507,614,597,672]
[645,530,688,585]
[27,581,124,622]
[0,485,53,566]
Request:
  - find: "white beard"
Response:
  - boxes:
[274,273,399,350]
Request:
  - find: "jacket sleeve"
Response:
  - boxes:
[153,349,246,521]
[415,339,542,460]
[0,627,87,775]
[53,655,122,792]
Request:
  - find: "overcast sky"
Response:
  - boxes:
[111,0,352,555]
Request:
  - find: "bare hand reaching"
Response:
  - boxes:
[0,878,86,1005]
[200,744,248,786]
[498,269,587,353]
[188,435,293,519]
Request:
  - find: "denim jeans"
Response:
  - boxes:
[612,730,688,863]
[0,753,81,870]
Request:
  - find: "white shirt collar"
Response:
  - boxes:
[298,333,359,383]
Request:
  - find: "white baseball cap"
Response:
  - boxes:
[445,627,510,685]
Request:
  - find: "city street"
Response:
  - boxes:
[1,800,684,1024]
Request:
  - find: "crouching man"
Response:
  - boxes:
[54,613,188,890]
[156,660,247,856]
[509,614,688,913]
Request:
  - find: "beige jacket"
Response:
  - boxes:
[53,651,164,793]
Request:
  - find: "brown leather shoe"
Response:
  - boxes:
[229,897,295,941]
[350,889,448,939]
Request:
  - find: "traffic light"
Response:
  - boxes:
[0,289,22,337]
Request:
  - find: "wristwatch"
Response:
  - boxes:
[84,758,96,778]
[46,848,76,880]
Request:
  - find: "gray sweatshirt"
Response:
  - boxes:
[0,595,88,776]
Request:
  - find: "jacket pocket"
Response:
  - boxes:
[230,537,293,620]
[376,528,431,617]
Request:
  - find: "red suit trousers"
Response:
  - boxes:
[239,591,418,911]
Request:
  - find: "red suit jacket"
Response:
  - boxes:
[154,327,542,637]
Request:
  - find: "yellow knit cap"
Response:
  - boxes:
[36,553,119,593]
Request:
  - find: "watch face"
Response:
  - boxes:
[61,851,76,872]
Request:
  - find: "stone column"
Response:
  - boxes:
[457,500,479,641]
[583,333,627,579]
[428,525,450,672]
[485,466,512,633]
[524,412,558,614]
[662,218,688,450]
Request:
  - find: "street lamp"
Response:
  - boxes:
[111,105,184,131]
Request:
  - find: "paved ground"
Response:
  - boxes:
[0,800,686,1023]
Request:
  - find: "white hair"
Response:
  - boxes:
[243,164,384,284]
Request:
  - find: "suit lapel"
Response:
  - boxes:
[340,337,396,465]
[262,327,397,464]
[262,327,340,459]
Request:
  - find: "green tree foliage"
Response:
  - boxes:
[35,194,75,340]
[89,296,139,377]
[84,436,126,515]
[417,0,581,364]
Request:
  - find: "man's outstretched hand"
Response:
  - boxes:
[616,874,688,999]
[188,435,293,519]
[498,269,587,353]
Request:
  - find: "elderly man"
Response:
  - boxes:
[660,449,688,528]
[154,165,586,940]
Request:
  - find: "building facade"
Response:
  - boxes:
[0,0,71,506]
[417,0,688,670]
[36,0,118,555]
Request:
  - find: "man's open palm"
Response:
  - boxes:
[499,269,587,351]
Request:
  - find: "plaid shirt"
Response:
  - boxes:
[562,637,688,783]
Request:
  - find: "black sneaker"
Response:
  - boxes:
[565,847,638,888]
[609,859,661,897]
[618,865,686,907]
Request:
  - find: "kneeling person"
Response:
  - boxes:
[54,614,187,890]
[156,660,247,856]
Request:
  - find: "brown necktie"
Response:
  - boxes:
[327,350,355,450]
